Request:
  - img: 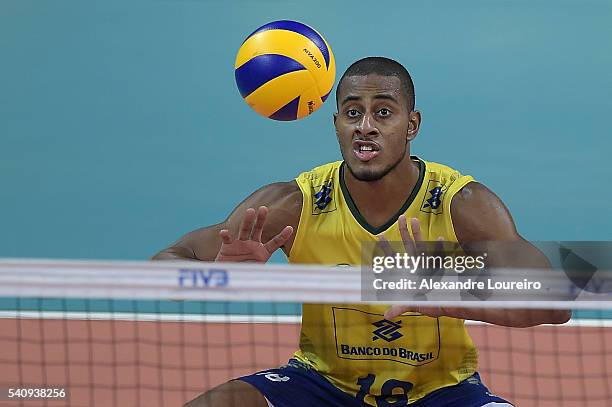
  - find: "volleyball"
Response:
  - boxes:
[235,20,336,121]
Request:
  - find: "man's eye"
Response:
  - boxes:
[347,109,360,118]
[378,108,391,116]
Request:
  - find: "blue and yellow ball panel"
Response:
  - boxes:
[235,20,336,121]
[246,20,332,70]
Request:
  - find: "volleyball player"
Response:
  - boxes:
[154,57,570,407]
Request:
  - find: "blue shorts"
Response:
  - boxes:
[239,359,513,407]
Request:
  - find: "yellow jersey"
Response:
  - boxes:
[288,157,478,404]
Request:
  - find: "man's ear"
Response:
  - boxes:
[406,110,421,141]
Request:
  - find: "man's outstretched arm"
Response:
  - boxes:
[152,181,302,262]
[385,182,571,327]
[449,182,571,326]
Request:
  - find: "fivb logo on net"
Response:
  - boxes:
[177,268,229,288]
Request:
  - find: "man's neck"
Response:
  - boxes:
[344,156,421,230]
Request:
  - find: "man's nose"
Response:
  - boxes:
[356,113,378,136]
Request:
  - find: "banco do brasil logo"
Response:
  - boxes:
[372,319,403,342]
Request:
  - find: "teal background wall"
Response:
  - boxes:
[1,0,611,261]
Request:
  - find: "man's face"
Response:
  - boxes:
[334,74,418,182]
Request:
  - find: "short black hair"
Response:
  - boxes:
[336,57,415,111]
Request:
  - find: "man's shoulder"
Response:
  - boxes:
[419,156,468,180]
[450,181,518,242]
[299,160,343,175]
[417,157,475,199]
[245,181,301,213]
[295,160,343,182]
[259,181,301,199]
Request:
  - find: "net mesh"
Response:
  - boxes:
[0,259,610,407]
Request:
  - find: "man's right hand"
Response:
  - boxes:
[215,206,294,263]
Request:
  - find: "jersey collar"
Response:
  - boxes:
[339,156,426,235]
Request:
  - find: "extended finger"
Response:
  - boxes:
[398,215,416,255]
[435,236,445,256]
[384,305,412,320]
[238,208,257,241]
[412,306,446,318]
[251,206,268,242]
[411,217,424,242]
[264,226,294,253]
[377,234,396,258]
[219,229,233,245]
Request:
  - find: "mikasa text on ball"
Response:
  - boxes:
[235,20,336,121]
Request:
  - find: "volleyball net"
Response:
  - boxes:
[0,258,610,407]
